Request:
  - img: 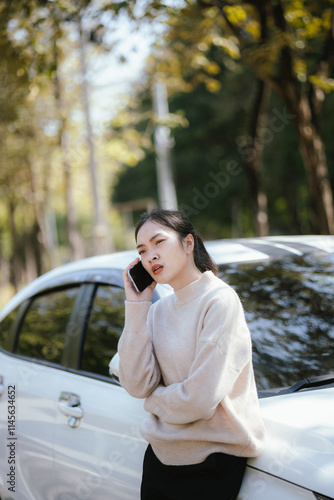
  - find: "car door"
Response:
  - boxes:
[0,285,81,500]
[53,282,148,500]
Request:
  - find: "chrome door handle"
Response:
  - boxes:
[58,392,84,428]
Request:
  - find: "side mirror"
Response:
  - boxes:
[109,352,120,379]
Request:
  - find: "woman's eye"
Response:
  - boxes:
[139,249,146,256]
[156,239,164,245]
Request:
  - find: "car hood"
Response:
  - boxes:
[250,387,334,497]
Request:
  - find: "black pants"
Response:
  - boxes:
[141,445,247,500]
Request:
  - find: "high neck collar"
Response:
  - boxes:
[174,271,215,305]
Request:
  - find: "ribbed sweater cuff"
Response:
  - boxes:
[124,300,151,331]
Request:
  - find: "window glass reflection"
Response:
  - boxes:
[81,285,125,376]
[219,253,334,390]
[16,287,79,364]
[0,307,18,350]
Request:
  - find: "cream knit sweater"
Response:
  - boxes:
[118,271,266,466]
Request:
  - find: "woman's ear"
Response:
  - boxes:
[183,234,195,255]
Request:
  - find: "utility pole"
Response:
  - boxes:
[152,80,178,210]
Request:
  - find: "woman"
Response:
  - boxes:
[118,209,265,500]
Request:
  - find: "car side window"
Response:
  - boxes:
[81,285,125,376]
[220,253,334,391]
[15,287,79,364]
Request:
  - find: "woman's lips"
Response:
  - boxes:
[152,264,163,275]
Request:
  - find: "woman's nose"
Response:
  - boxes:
[148,251,158,263]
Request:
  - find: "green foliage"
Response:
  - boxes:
[113,64,318,238]
[0,0,136,297]
[112,0,334,237]
[1,0,334,300]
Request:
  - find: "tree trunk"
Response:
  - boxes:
[78,18,113,255]
[8,201,20,292]
[63,135,86,260]
[277,81,334,234]
[243,79,270,236]
[0,239,10,294]
[53,28,85,262]
[27,159,49,274]
[31,221,44,277]
[23,230,38,283]
[295,93,334,234]
[215,0,334,235]
[271,0,334,235]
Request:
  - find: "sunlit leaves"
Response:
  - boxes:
[309,75,334,92]
[223,4,247,25]
[0,0,140,289]
[148,3,229,94]
[141,0,333,96]
[211,35,240,59]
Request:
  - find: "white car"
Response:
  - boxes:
[0,236,334,500]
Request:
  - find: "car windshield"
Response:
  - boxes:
[218,251,334,391]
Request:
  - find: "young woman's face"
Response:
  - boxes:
[136,220,196,290]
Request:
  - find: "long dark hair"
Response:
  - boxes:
[135,209,218,276]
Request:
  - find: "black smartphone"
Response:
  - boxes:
[128,260,154,293]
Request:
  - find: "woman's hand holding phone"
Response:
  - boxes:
[123,258,156,302]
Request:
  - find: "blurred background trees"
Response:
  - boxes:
[1,0,334,306]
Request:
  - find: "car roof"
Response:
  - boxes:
[1,235,334,321]
[206,235,334,263]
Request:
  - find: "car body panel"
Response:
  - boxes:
[252,388,334,498]
[238,467,316,500]
[108,355,334,498]
[52,369,146,500]
[0,352,57,500]
[1,235,333,321]
[1,235,334,499]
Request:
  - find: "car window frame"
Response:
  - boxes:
[77,283,125,378]
[0,267,161,385]
[0,283,117,380]
[0,301,28,353]
[8,284,82,368]
[218,251,334,393]
[65,271,161,383]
